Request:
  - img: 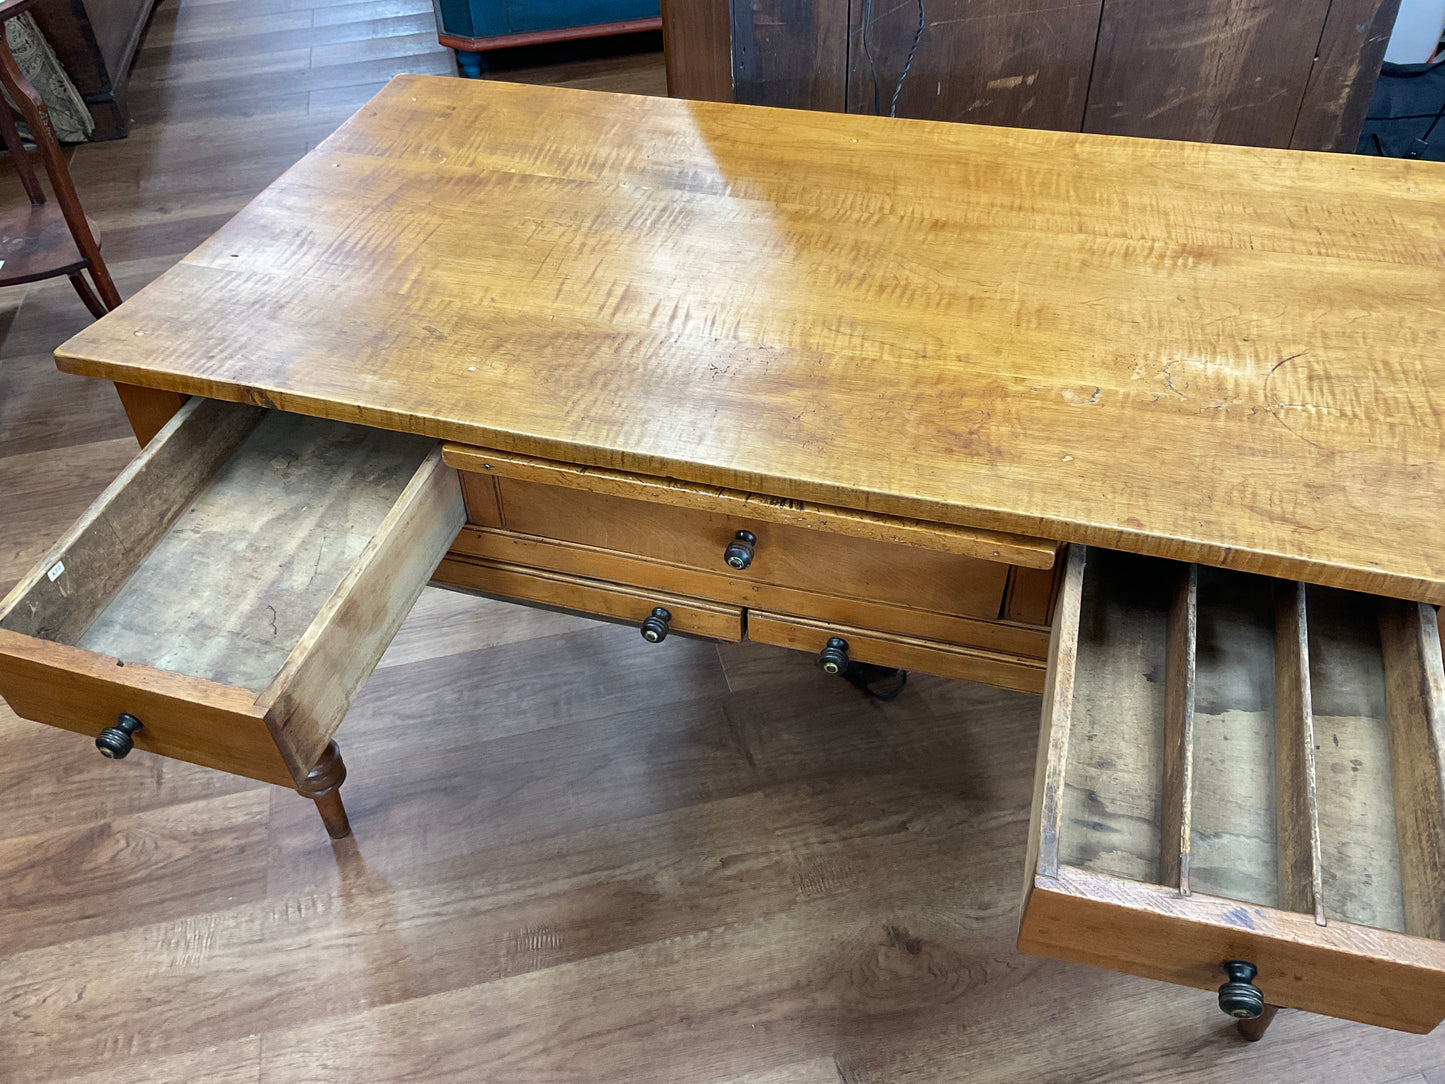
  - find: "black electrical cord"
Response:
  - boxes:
[889,0,926,118]
[861,0,926,118]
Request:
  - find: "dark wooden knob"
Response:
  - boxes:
[96,713,143,759]
[1218,960,1264,1019]
[818,637,850,675]
[723,530,756,571]
[640,606,672,643]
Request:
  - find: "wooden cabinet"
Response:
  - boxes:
[31,0,162,140]
[664,0,1401,151]
[1019,546,1445,1033]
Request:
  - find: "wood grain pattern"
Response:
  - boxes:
[0,398,264,644]
[1021,863,1445,1032]
[1274,580,1325,923]
[491,477,1014,621]
[0,400,459,786]
[1056,548,1170,884]
[458,469,502,527]
[0,634,291,784]
[10,2,1445,1077]
[731,0,844,111]
[1024,543,1085,881]
[1001,562,1060,626]
[113,383,187,445]
[745,611,1046,694]
[74,411,436,694]
[1082,0,1332,147]
[1378,599,1445,941]
[1159,563,1197,894]
[445,525,1053,656]
[51,76,1445,604]
[848,0,1102,127]
[660,0,732,101]
[444,445,1059,567]
[1291,0,1402,152]
[436,554,744,641]
[1187,566,1282,908]
[1309,586,1409,933]
[260,446,465,776]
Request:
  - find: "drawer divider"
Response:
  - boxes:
[1032,545,1087,879]
[1379,599,1445,940]
[1275,581,1327,925]
[1160,564,1198,895]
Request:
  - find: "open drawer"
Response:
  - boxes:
[1019,546,1445,1033]
[0,398,464,788]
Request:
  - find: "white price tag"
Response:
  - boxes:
[47,560,65,582]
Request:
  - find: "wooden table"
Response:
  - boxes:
[6,75,1445,1038]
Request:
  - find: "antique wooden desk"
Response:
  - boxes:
[3,75,1444,1038]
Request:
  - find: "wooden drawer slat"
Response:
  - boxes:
[1380,599,1445,941]
[1160,563,1197,894]
[745,611,1046,694]
[1275,580,1326,923]
[446,525,1053,659]
[436,554,743,642]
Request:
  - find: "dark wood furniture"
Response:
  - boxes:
[663,0,1401,152]
[0,0,119,315]
[4,76,1445,1039]
[30,0,161,141]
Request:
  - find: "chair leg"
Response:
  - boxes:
[68,271,108,317]
[82,245,121,310]
[296,740,352,839]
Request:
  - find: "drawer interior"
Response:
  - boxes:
[1058,548,1445,933]
[2,402,437,695]
[1026,545,1445,1030]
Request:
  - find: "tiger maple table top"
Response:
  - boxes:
[56,76,1445,602]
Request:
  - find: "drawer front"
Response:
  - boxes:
[1019,546,1445,1033]
[491,478,1012,621]
[0,398,465,783]
[437,554,743,642]
[0,639,292,786]
[448,526,1053,659]
[746,612,1047,694]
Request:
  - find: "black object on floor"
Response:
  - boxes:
[842,661,908,702]
[1357,61,1445,159]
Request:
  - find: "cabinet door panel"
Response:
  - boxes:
[847,0,1102,129]
[1082,0,1328,147]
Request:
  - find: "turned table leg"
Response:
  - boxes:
[297,740,352,839]
[1235,1004,1279,1042]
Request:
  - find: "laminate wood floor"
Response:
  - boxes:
[1,3,1442,1080]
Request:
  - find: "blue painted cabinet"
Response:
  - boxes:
[434,0,659,39]
[433,0,661,76]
